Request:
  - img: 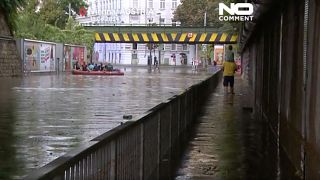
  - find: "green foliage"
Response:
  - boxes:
[0,0,26,30]
[39,0,65,27]
[59,0,88,16]
[174,0,241,31]
[15,0,94,54]
[62,17,95,53]
[174,0,223,27]
[39,0,88,29]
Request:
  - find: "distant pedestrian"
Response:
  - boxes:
[194,59,199,70]
[222,45,237,94]
[154,57,159,69]
[191,58,195,70]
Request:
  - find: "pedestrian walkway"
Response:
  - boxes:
[175,77,276,179]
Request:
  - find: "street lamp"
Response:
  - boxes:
[147,21,152,70]
[157,13,162,66]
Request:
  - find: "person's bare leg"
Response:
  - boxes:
[231,87,234,94]
[224,86,228,93]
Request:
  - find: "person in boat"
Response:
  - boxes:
[99,63,104,71]
[88,63,94,71]
[81,62,87,71]
[105,63,113,71]
[93,64,98,71]
[74,61,80,70]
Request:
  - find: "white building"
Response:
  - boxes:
[77,0,196,65]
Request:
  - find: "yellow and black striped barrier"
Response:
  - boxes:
[95,32,237,44]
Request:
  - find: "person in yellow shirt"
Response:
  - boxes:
[222,45,237,94]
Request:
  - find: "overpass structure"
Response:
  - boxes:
[84,26,238,44]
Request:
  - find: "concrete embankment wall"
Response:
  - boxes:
[0,8,22,77]
[25,71,222,180]
[241,0,320,179]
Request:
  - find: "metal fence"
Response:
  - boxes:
[25,71,222,180]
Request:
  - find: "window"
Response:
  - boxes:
[182,44,188,51]
[160,0,165,9]
[133,43,138,50]
[132,53,138,59]
[172,0,177,9]
[172,20,177,26]
[160,18,165,24]
[148,18,153,23]
[148,0,153,9]
[133,0,138,8]
[171,44,176,51]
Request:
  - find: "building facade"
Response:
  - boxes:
[77,0,196,65]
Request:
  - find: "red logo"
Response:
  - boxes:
[79,6,87,16]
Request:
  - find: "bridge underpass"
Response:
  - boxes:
[7,0,320,179]
[84,0,320,179]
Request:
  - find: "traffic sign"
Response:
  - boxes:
[202,44,207,51]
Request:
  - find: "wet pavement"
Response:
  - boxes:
[0,66,216,180]
[175,77,279,180]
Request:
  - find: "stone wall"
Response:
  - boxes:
[0,8,22,77]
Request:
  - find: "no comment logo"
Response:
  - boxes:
[218,3,254,21]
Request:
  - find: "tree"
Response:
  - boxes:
[174,0,222,27]
[38,0,88,29]
[15,0,46,38]
[38,0,65,27]
[174,0,241,31]
[63,17,95,54]
[59,0,88,16]
[0,0,26,30]
[15,1,95,54]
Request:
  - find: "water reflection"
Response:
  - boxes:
[0,67,211,179]
[0,78,23,180]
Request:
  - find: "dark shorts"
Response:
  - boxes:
[223,76,234,87]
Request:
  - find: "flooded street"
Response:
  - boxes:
[0,67,213,179]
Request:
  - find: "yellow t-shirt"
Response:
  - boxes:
[223,61,237,76]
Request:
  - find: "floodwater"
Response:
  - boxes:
[0,66,214,180]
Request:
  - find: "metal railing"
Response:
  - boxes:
[25,71,222,180]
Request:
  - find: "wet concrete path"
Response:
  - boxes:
[175,77,278,179]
